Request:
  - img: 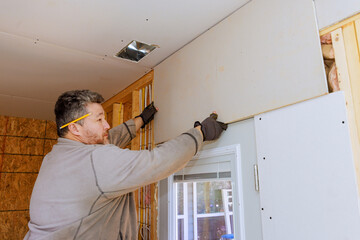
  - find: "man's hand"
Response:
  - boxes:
[194,113,228,141]
[136,102,158,129]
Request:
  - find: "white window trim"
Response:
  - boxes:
[168,144,246,240]
[175,183,188,240]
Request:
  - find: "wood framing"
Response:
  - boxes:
[321,15,360,195]
[331,28,360,192]
[131,90,140,151]
[112,103,123,127]
[102,71,157,240]
[102,71,154,113]
[320,12,360,36]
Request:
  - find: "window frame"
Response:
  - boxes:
[168,144,246,240]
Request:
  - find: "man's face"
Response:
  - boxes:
[78,103,110,144]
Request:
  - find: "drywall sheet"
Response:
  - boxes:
[154,0,327,143]
[315,0,360,30]
[255,92,360,240]
[158,119,263,240]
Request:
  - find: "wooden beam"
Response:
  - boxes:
[130,90,141,228]
[356,19,360,52]
[150,82,158,240]
[102,71,154,110]
[150,183,158,240]
[320,12,360,36]
[112,103,123,128]
[343,22,360,144]
[131,90,140,151]
[331,28,360,195]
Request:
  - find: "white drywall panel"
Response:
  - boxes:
[255,92,360,240]
[154,0,327,143]
[203,118,262,240]
[158,119,262,240]
[314,0,360,30]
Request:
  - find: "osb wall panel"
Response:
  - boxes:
[0,173,38,210]
[44,139,58,155]
[0,115,58,239]
[1,155,43,172]
[0,211,30,240]
[6,117,46,138]
[45,121,58,139]
[4,137,44,155]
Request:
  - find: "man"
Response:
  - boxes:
[25,90,227,240]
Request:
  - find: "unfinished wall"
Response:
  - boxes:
[154,0,327,143]
[0,115,57,239]
[102,71,158,240]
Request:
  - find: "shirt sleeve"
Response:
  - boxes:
[91,128,203,195]
[108,119,136,148]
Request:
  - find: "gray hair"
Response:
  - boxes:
[55,90,104,137]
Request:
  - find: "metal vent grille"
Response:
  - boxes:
[115,40,157,62]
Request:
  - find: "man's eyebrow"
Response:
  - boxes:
[95,112,104,117]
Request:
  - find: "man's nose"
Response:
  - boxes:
[103,120,110,130]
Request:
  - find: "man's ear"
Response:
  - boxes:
[68,123,81,136]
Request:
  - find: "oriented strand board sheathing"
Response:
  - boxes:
[44,139,58,155]
[45,120,58,139]
[0,173,37,210]
[0,136,5,154]
[0,115,9,135]
[1,155,43,172]
[7,117,46,138]
[4,137,44,155]
[154,0,328,143]
[0,211,30,240]
[0,115,58,240]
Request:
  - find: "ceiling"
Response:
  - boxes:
[0,0,249,120]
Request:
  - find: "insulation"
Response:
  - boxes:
[328,62,340,92]
[321,44,335,59]
[320,33,339,93]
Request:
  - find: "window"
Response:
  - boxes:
[169,145,246,240]
[176,181,233,240]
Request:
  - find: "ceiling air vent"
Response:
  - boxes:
[115,40,157,62]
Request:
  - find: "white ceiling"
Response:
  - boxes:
[0,0,249,120]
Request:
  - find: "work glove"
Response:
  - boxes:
[137,102,157,128]
[194,113,228,141]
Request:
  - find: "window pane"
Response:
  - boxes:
[196,181,232,214]
[177,183,184,215]
[197,216,227,239]
[178,219,184,240]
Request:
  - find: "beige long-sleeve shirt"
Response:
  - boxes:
[25,119,202,240]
